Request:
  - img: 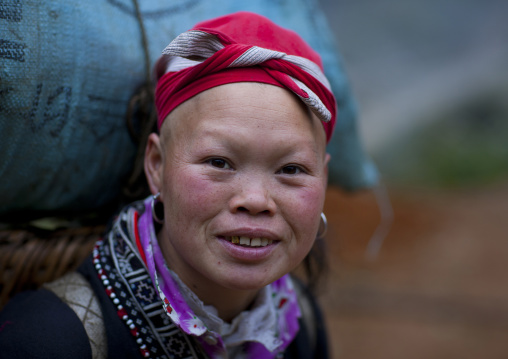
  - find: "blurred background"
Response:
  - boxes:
[317,0,508,358]
[1,1,507,357]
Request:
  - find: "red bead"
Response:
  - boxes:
[117,308,128,319]
[130,328,139,337]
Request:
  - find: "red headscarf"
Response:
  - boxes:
[155,11,337,142]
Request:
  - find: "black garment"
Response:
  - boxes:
[284,279,329,359]
[0,258,329,358]
[0,288,92,359]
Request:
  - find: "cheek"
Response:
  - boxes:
[287,185,326,224]
[165,169,225,218]
[283,184,326,257]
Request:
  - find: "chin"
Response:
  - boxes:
[215,267,287,291]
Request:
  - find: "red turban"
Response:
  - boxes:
[155,11,337,143]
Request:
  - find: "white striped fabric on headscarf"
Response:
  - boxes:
[161,30,332,124]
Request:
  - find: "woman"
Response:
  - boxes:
[0,12,335,358]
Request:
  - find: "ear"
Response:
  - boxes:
[324,153,331,168]
[323,152,331,185]
[144,133,164,195]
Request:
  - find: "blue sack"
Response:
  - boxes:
[0,0,377,215]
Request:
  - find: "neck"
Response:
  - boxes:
[157,231,260,322]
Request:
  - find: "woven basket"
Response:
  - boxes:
[0,226,104,310]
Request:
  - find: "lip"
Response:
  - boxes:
[215,227,281,262]
[217,236,279,261]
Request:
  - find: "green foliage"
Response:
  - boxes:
[376,93,508,188]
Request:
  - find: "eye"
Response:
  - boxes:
[279,165,304,175]
[207,158,232,169]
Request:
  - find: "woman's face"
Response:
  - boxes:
[145,83,329,293]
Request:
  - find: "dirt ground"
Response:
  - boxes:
[319,183,508,359]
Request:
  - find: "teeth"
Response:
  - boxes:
[250,238,261,247]
[228,236,273,247]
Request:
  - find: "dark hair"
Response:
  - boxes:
[123,82,157,201]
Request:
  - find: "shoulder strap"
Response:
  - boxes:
[44,272,107,359]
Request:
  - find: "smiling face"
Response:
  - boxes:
[145,82,329,297]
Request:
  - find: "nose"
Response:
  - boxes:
[229,176,276,216]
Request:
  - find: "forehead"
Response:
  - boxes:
[160,82,327,151]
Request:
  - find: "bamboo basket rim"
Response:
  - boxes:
[0,225,105,310]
